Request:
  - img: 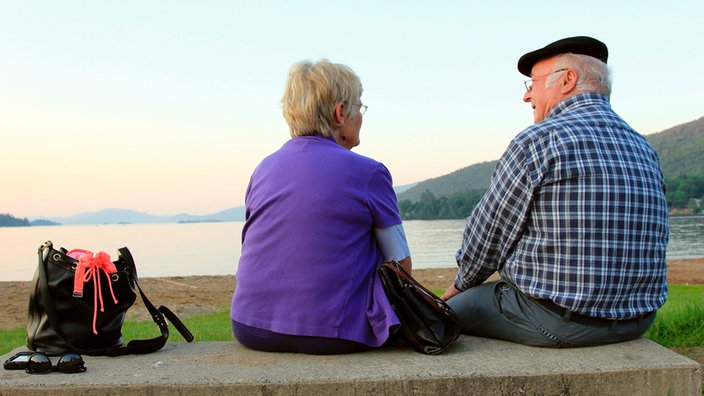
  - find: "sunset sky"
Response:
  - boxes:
[2,1,702,218]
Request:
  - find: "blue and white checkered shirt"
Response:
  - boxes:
[455,92,669,319]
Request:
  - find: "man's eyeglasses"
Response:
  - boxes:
[523,68,568,93]
[357,103,368,115]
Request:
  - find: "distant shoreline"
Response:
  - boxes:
[4,211,701,227]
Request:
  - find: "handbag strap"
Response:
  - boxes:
[36,242,194,356]
[116,247,195,352]
[381,260,459,316]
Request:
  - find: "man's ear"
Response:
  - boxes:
[561,69,578,93]
[334,102,346,126]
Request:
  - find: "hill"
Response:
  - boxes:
[398,116,704,203]
[397,160,497,202]
[645,116,704,179]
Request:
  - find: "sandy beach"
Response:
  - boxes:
[2,258,703,331]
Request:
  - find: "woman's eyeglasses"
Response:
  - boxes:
[26,353,86,374]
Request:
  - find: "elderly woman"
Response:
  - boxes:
[230,59,412,354]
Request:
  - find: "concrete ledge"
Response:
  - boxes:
[1,337,701,395]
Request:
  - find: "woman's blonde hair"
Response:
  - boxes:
[282,59,363,138]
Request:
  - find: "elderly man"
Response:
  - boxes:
[442,36,669,347]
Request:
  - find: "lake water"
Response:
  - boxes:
[1,217,702,282]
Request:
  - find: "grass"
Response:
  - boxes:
[0,328,24,357]
[0,311,235,356]
[2,286,703,356]
[645,284,704,347]
[130,310,235,342]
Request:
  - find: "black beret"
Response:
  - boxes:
[517,36,608,76]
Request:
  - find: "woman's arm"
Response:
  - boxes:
[375,224,412,275]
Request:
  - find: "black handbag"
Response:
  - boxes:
[378,260,461,354]
[26,241,194,356]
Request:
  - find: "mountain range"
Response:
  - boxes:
[40,207,247,225]
[34,116,703,225]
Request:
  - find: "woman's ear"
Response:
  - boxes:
[334,102,346,127]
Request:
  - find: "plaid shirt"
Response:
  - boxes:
[455,93,669,319]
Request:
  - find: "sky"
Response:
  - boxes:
[2,1,703,218]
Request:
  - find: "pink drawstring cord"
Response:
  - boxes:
[68,249,119,335]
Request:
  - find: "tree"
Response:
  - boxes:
[666,173,704,209]
[0,213,31,227]
[398,189,485,220]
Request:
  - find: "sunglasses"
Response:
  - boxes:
[25,352,86,374]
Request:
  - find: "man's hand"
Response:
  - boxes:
[441,284,461,301]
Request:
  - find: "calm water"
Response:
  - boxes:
[1,217,702,282]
